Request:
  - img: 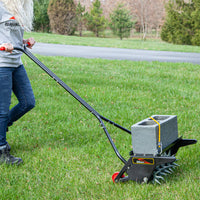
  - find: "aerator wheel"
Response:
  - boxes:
[112,172,125,183]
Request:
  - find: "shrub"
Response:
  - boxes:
[33,0,50,32]
[109,4,134,40]
[48,0,76,35]
[161,0,200,46]
[85,0,107,37]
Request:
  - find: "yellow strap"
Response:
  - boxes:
[150,117,161,148]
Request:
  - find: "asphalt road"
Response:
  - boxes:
[30,43,200,64]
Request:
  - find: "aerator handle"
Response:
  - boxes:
[0,42,31,51]
[11,45,129,164]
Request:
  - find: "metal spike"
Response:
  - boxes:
[159,165,169,171]
[168,150,171,156]
[167,162,172,166]
[172,162,180,167]
[160,169,166,174]
[171,165,177,169]
[155,178,161,185]
[163,152,167,156]
[159,165,166,171]
[155,175,165,181]
[166,166,174,170]
[162,164,169,169]
[168,167,174,172]
[154,170,162,175]
[166,164,175,169]
[168,164,176,169]
[164,169,172,174]
[154,171,159,176]
[160,172,167,176]
[151,159,180,184]
[152,179,157,185]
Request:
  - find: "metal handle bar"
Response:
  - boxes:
[11,45,129,164]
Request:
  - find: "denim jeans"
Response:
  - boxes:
[0,65,35,146]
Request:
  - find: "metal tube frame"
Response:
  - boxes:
[15,46,130,164]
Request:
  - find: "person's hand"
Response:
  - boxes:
[23,37,36,49]
[0,43,14,53]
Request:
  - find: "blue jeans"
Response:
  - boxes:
[0,65,35,146]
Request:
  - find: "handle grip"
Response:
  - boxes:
[27,42,31,47]
[0,41,30,51]
[0,47,6,51]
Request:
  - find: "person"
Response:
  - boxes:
[0,0,36,165]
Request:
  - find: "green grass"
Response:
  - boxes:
[24,31,200,53]
[0,55,199,199]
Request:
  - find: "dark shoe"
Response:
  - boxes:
[0,144,23,165]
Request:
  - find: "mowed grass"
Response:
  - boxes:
[24,31,200,53]
[0,55,199,199]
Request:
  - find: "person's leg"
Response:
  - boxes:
[0,67,22,165]
[8,65,35,127]
[0,67,13,146]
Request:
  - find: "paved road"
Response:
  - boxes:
[30,43,200,64]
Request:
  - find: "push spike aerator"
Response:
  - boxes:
[1,45,197,184]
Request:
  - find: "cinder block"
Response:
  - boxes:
[131,115,178,155]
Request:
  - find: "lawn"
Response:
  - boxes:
[0,53,199,199]
[24,31,200,53]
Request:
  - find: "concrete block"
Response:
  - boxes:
[131,115,178,155]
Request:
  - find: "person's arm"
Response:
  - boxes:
[0,38,36,52]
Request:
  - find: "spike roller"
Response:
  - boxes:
[112,115,197,184]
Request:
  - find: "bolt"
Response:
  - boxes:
[143,177,148,183]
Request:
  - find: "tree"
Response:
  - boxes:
[109,4,134,40]
[133,0,166,40]
[48,0,76,35]
[76,1,86,36]
[85,0,107,37]
[161,0,198,45]
[191,0,200,45]
[33,0,50,32]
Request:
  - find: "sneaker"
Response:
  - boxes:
[0,144,23,165]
